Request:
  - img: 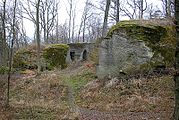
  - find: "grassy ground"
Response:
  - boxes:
[0,61,175,119]
[0,61,95,119]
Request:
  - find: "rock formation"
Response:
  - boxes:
[97,20,175,78]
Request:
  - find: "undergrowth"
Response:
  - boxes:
[77,75,174,114]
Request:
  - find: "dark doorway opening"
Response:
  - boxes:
[70,51,75,61]
[82,50,87,61]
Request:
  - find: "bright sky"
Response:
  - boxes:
[24,0,163,38]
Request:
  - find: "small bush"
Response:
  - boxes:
[42,44,69,69]
[13,48,37,70]
[0,66,9,74]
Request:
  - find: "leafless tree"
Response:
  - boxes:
[48,21,69,44]
[89,0,123,24]
[19,0,42,73]
[0,6,3,65]
[102,0,111,37]
[40,0,58,44]
[116,0,120,23]
[0,0,28,65]
[56,23,68,43]
[6,0,17,107]
[86,16,103,42]
[121,0,137,19]
[66,0,77,43]
[71,4,76,43]
[146,4,163,19]
[77,0,93,42]
[161,0,174,18]
[36,0,41,74]
[136,0,147,19]
[109,0,122,23]
[174,0,179,119]
[1,0,7,66]
[0,13,3,64]
[120,0,147,19]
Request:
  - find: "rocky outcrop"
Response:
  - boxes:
[97,20,175,78]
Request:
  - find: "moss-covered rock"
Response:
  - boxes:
[107,20,175,66]
[42,44,69,69]
[98,20,175,77]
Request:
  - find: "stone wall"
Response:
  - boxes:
[66,43,95,63]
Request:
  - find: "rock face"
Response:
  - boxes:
[97,20,175,78]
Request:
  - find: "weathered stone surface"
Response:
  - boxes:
[66,43,95,63]
[97,20,175,78]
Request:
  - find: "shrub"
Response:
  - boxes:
[13,48,37,70]
[0,66,9,74]
[42,44,69,69]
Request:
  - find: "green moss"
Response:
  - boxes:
[64,69,96,92]
[107,20,166,43]
[107,20,176,67]
[42,44,69,69]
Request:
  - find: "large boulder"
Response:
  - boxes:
[97,20,175,78]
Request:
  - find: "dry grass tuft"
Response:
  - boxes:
[78,75,174,115]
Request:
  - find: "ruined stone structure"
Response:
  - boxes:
[66,43,94,63]
[97,20,175,78]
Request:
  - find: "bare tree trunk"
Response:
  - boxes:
[40,0,58,44]
[46,4,49,44]
[0,15,3,65]
[116,0,119,23]
[102,0,111,37]
[41,5,47,44]
[138,0,147,19]
[44,24,47,43]
[19,4,28,47]
[36,0,41,74]
[162,0,172,18]
[68,0,72,43]
[77,0,89,42]
[72,8,76,43]
[139,0,143,19]
[167,0,171,18]
[77,20,83,42]
[6,0,17,107]
[82,13,87,42]
[2,0,7,66]
[56,5,59,43]
[174,0,179,119]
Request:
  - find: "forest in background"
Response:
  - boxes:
[0,0,179,119]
